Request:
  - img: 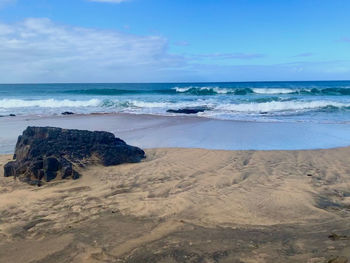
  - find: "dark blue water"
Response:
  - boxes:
[1,81,350,123]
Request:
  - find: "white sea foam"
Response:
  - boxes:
[215,100,350,113]
[0,98,101,108]
[1,98,348,115]
[251,88,295,94]
[174,86,230,94]
[175,86,298,95]
[130,100,213,109]
[131,100,177,108]
[213,87,230,94]
[174,87,192,92]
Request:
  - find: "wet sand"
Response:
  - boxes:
[1,147,350,262]
[1,113,350,154]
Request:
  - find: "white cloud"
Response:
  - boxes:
[0,18,186,82]
[0,18,348,83]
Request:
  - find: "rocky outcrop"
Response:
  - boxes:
[4,126,145,185]
[167,107,209,114]
[61,111,74,115]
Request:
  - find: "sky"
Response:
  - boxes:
[0,0,349,83]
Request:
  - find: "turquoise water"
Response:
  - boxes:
[1,81,350,123]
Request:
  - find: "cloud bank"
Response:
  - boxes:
[0,18,348,83]
[0,18,186,82]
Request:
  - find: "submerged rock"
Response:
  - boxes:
[61,111,74,115]
[0,114,16,117]
[167,107,209,114]
[3,126,145,185]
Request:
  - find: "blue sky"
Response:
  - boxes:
[0,0,349,83]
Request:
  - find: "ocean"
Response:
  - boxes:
[1,81,350,123]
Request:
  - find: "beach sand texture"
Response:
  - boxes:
[0,147,350,262]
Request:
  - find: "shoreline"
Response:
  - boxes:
[1,112,350,154]
[3,111,350,125]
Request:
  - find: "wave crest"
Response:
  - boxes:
[174,86,350,96]
[251,88,295,94]
[174,86,253,95]
[55,86,350,96]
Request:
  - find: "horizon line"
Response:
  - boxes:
[0,79,350,85]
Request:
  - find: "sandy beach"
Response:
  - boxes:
[1,147,350,262]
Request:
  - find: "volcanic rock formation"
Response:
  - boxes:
[4,126,145,185]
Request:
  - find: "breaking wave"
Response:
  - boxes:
[215,100,350,113]
[1,98,349,113]
[173,86,251,95]
[59,86,350,96]
[173,87,350,96]
[251,88,295,94]
[0,98,101,108]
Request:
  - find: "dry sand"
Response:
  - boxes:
[0,147,350,262]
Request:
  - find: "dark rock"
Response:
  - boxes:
[31,160,44,170]
[37,169,45,180]
[44,170,57,182]
[61,111,74,115]
[72,170,80,180]
[61,165,73,179]
[44,157,60,171]
[4,162,17,177]
[0,114,16,117]
[3,126,145,185]
[167,107,209,114]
